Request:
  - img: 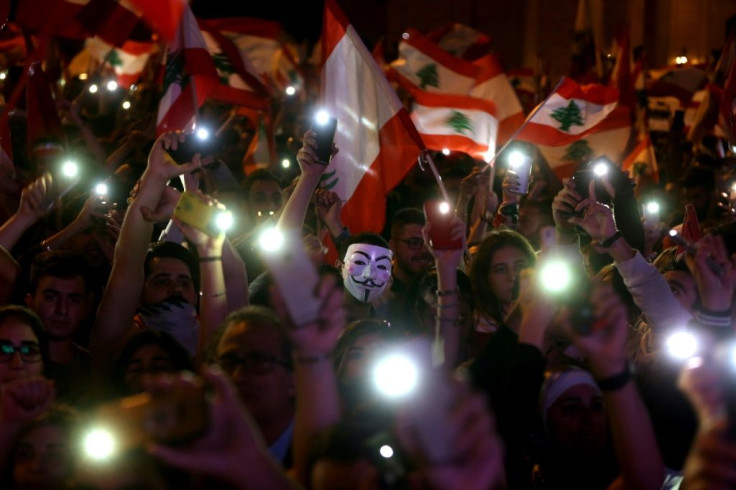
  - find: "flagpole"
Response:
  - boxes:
[421,150,451,204]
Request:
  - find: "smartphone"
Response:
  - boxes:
[642,201,661,227]
[258,228,323,327]
[91,377,208,451]
[166,130,218,164]
[423,200,462,250]
[572,157,617,205]
[311,116,337,165]
[506,151,532,194]
[173,191,227,237]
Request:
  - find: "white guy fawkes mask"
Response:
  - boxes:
[342,243,393,303]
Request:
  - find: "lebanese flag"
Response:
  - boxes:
[517,78,619,145]
[426,23,492,61]
[622,134,658,183]
[126,0,184,43]
[470,54,525,146]
[391,28,479,95]
[76,0,144,47]
[610,27,636,116]
[205,17,305,95]
[156,5,219,135]
[82,36,155,88]
[411,91,497,160]
[198,21,271,110]
[322,0,425,233]
[534,106,631,179]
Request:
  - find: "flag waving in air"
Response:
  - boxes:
[321,0,425,233]
[471,54,525,146]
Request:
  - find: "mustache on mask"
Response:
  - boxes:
[350,276,386,289]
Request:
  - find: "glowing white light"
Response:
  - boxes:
[593,161,609,177]
[508,150,527,169]
[666,331,699,360]
[130,84,137,92]
[731,145,736,154]
[285,86,296,96]
[79,73,88,81]
[195,127,210,140]
[61,160,79,178]
[281,158,291,169]
[441,148,451,156]
[315,110,330,126]
[259,227,284,252]
[0,72,6,80]
[539,260,571,293]
[83,428,116,461]
[401,32,410,40]
[106,80,118,92]
[215,210,234,232]
[373,354,418,398]
[645,201,660,214]
[121,101,131,110]
[379,445,394,458]
[438,201,450,214]
[675,55,688,65]
[88,84,98,94]
[669,229,678,237]
[481,150,495,163]
[95,183,108,196]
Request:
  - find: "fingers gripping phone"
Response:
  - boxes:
[311,111,338,165]
[173,191,228,237]
[423,200,462,250]
[166,130,218,164]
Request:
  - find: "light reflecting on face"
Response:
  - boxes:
[342,244,393,303]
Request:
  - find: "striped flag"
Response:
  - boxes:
[127,0,184,43]
[410,91,497,160]
[622,134,658,183]
[156,5,219,135]
[391,28,479,95]
[471,54,525,146]
[322,0,425,233]
[82,36,155,88]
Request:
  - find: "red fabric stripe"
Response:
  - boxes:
[121,39,154,56]
[621,138,648,173]
[473,54,504,83]
[518,106,630,146]
[127,0,183,43]
[77,0,141,47]
[554,77,619,105]
[205,17,282,40]
[322,0,348,65]
[210,84,270,110]
[341,111,423,233]
[157,83,197,134]
[412,89,497,115]
[497,112,526,146]
[117,71,140,88]
[419,133,488,157]
[402,28,480,79]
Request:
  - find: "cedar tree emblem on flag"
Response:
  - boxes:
[445,110,474,135]
[416,63,439,89]
[211,52,236,84]
[562,139,592,162]
[163,49,188,92]
[551,100,584,131]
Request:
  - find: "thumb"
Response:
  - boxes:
[588,179,598,203]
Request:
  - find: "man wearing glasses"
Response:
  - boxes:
[388,208,434,297]
[209,306,295,467]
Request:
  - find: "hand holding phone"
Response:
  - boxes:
[173,191,231,237]
[166,129,217,164]
[310,111,338,165]
[423,200,463,250]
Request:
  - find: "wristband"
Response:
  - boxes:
[199,256,222,262]
[199,291,226,298]
[599,230,622,248]
[436,288,459,297]
[595,364,632,392]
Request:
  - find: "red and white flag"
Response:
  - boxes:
[426,23,492,61]
[622,134,658,182]
[322,0,425,233]
[410,91,497,160]
[471,54,525,146]
[81,36,155,88]
[127,0,184,43]
[534,106,631,178]
[391,28,479,95]
[156,5,219,135]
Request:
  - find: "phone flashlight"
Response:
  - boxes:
[214,210,234,233]
[82,427,117,462]
[539,259,572,294]
[643,200,660,226]
[95,183,108,197]
[61,160,79,179]
[379,445,394,458]
[258,227,285,253]
[506,150,532,194]
[592,160,609,177]
[311,110,338,165]
[195,127,210,141]
[438,201,450,214]
[315,110,331,126]
[106,80,118,92]
[665,330,699,361]
[373,353,419,399]
[285,86,296,96]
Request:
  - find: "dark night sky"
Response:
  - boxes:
[191,0,325,42]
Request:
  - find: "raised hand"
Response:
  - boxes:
[312,188,344,236]
[147,131,211,181]
[568,199,618,246]
[172,191,226,257]
[682,234,735,313]
[296,130,337,180]
[0,376,55,424]
[552,178,583,233]
[501,171,522,204]
[17,173,55,221]
[422,215,466,269]
[139,186,181,224]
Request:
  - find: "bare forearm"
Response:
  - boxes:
[223,240,248,309]
[436,259,461,366]
[197,258,227,360]
[278,176,320,231]
[0,212,35,250]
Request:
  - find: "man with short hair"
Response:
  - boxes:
[25,250,94,404]
[388,208,433,296]
[209,306,295,467]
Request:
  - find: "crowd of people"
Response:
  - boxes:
[3,13,736,490]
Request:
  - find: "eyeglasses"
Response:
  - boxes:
[216,352,291,375]
[0,341,42,363]
[397,237,425,250]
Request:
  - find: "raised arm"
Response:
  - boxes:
[91,132,203,368]
[0,173,54,251]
